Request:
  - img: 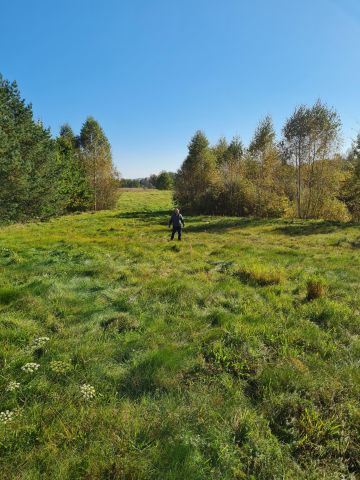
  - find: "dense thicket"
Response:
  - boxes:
[175,101,359,221]
[0,74,119,222]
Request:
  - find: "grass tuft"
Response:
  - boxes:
[306,277,327,301]
[235,264,283,286]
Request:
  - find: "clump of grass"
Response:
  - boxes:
[306,277,326,301]
[292,407,343,458]
[100,313,140,333]
[235,264,283,286]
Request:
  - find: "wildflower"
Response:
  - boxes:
[31,337,50,349]
[0,410,16,424]
[80,384,96,400]
[50,360,72,374]
[21,362,40,373]
[6,381,20,392]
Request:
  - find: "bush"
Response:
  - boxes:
[319,198,351,222]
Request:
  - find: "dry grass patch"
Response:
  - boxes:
[235,264,283,286]
[306,277,327,301]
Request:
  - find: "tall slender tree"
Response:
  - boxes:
[79,117,118,210]
[283,101,341,218]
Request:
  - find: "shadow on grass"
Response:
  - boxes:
[113,210,171,223]
[274,221,356,237]
[114,211,359,237]
[119,347,186,399]
[119,357,162,399]
[185,217,279,233]
[350,238,360,249]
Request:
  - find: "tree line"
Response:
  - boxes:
[175,101,360,221]
[0,74,119,222]
[121,171,175,190]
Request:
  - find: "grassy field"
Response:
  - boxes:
[0,189,359,479]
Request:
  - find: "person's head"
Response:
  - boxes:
[175,208,180,214]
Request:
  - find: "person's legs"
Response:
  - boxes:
[171,227,176,240]
[177,226,182,240]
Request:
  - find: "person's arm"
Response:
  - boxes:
[180,215,185,227]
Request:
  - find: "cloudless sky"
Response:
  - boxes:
[1,0,360,177]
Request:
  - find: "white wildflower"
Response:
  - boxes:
[21,362,40,373]
[80,383,96,400]
[0,410,16,424]
[50,360,72,374]
[31,336,50,349]
[6,381,20,392]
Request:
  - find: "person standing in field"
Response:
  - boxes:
[169,208,185,241]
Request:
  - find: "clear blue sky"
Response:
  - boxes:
[1,0,359,177]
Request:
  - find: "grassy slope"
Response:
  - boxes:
[0,190,359,480]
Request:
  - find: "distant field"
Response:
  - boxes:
[0,190,359,479]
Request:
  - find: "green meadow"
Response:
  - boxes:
[0,189,359,479]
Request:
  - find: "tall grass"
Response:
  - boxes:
[0,190,359,479]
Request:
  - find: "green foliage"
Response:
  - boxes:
[155,171,175,190]
[175,131,219,213]
[0,190,359,478]
[0,73,120,222]
[248,115,275,156]
[55,124,92,212]
[79,116,119,210]
[227,136,244,163]
[0,74,60,221]
[176,101,355,222]
[283,100,342,219]
[212,136,229,164]
[120,178,142,188]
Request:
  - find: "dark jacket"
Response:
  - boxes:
[169,212,184,228]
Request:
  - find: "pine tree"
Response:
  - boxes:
[0,74,59,221]
[175,131,218,213]
[227,136,244,164]
[212,136,228,165]
[55,124,92,212]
